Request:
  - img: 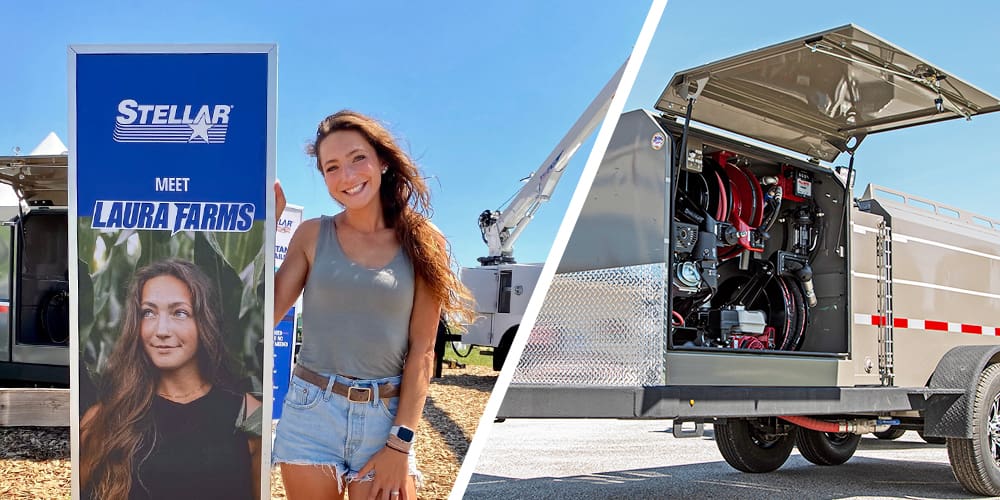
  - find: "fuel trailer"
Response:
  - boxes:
[500,25,1000,495]
[0,134,70,386]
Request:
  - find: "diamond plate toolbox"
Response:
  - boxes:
[513,264,668,386]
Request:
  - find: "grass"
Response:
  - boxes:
[442,342,494,368]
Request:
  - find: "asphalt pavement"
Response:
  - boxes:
[466,419,986,499]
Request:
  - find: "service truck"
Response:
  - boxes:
[500,25,1000,495]
[458,62,627,370]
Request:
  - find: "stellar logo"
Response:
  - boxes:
[113,99,233,144]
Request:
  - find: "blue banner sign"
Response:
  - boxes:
[71,45,276,500]
[273,307,295,419]
[75,52,268,214]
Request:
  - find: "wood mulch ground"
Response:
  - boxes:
[0,364,496,499]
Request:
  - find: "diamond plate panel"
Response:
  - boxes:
[513,264,667,386]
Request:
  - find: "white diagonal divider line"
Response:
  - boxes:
[448,1,668,498]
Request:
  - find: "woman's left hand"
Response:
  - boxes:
[275,180,287,223]
[358,446,410,500]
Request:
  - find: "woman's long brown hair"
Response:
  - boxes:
[80,259,238,499]
[310,110,474,324]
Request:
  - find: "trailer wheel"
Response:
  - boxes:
[873,426,905,440]
[796,429,860,465]
[715,418,796,473]
[947,363,1000,496]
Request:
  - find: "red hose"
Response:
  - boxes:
[671,310,685,326]
[779,415,842,433]
[714,171,728,221]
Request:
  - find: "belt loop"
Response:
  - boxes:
[324,374,336,401]
[370,380,380,408]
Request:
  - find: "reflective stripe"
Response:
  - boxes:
[854,313,1000,336]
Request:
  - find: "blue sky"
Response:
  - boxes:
[1,1,652,268]
[4,1,1000,269]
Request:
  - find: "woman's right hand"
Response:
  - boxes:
[357,446,412,500]
[275,180,287,222]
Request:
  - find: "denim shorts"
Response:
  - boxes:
[271,371,421,491]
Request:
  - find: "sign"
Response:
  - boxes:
[273,203,302,419]
[69,45,276,500]
[273,307,295,420]
[275,204,303,267]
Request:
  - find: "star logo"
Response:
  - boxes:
[187,115,213,144]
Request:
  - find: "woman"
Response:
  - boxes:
[81,258,262,500]
[273,110,472,499]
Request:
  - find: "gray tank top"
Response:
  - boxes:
[298,215,415,379]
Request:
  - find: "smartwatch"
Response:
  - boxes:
[390,425,415,443]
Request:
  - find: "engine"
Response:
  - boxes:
[670,151,825,352]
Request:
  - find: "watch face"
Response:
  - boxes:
[396,426,415,442]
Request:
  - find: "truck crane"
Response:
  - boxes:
[455,61,627,371]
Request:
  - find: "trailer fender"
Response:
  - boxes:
[924,345,1000,438]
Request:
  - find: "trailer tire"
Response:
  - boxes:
[492,327,517,372]
[796,429,860,465]
[715,418,796,473]
[947,363,1000,496]
[873,427,905,440]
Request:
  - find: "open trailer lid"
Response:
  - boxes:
[656,24,1000,162]
[0,133,69,206]
[0,154,68,206]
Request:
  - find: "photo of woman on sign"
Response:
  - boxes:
[272,110,473,499]
[80,258,262,500]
